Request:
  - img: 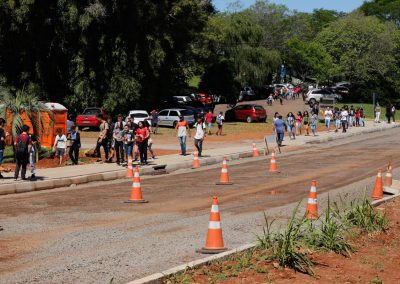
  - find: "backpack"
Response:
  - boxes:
[16,134,29,154]
[216,116,222,125]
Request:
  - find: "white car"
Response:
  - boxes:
[125,110,150,124]
[172,96,192,103]
[305,89,342,105]
[157,108,195,127]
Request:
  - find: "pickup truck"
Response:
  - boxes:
[76,108,107,130]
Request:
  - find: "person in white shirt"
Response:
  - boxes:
[324,107,333,132]
[340,108,348,133]
[193,118,206,157]
[215,112,225,136]
[53,128,68,166]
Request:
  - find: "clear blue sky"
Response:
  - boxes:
[213,0,365,13]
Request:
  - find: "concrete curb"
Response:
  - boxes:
[0,150,261,196]
[128,192,400,284]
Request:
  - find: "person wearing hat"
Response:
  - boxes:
[175,115,191,156]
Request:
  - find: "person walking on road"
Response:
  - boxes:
[53,128,67,166]
[95,114,109,162]
[295,111,303,136]
[302,111,310,136]
[68,126,81,165]
[194,117,206,157]
[215,112,224,136]
[175,115,190,156]
[340,108,348,133]
[135,121,150,165]
[150,109,159,134]
[205,109,214,135]
[273,115,286,146]
[324,107,333,132]
[374,103,381,123]
[286,112,295,140]
[14,125,32,180]
[310,111,318,137]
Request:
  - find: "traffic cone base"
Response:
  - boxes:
[124,199,149,204]
[216,181,234,185]
[196,247,228,254]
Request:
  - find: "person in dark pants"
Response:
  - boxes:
[135,121,150,165]
[14,125,32,180]
[386,103,392,124]
[68,126,81,165]
[95,114,109,163]
[113,115,125,165]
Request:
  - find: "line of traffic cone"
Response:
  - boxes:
[371,169,384,200]
[384,162,392,187]
[196,196,227,254]
[192,151,200,169]
[252,143,259,157]
[216,156,233,185]
[125,158,134,178]
[269,151,278,172]
[125,167,148,203]
[305,180,318,220]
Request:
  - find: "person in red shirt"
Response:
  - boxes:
[205,109,214,135]
[135,121,150,165]
[14,125,32,180]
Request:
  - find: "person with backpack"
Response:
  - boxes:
[29,134,39,181]
[14,125,32,180]
[215,112,224,136]
[68,126,81,165]
[53,128,68,166]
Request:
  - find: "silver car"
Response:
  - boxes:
[157,108,195,127]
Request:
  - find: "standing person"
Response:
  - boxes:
[14,125,32,180]
[67,114,75,135]
[324,107,333,132]
[360,107,365,127]
[113,116,125,165]
[0,118,7,178]
[175,115,190,156]
[29,134,38,181]
[122,125,134,162]
[68,126,81,165]
[215,112,224,136]
[310,111,318,137]
[194,117,206,157]
[303,111,310,136]
[312,102,320,118]
[349,106,355,127]
[53,128,68,166]
[143,119,155,159]
[95,114,109,163]
[150,109,159,134]
[267,93,274,106]
[355,108,361,127]
[106,117,115,162]
[392,104,396,123]
[273,115,286,146]
[340,108,348,133]
[386,103,392,124]
[374,103,381,123]
[334,108,341,132]
[205,109,214,135]
[135,121,150,165]
[286,112,295,140]
[295,111,303,136]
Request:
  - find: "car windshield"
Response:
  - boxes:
[131,113,148,118]
[83,108,101,115]
[180,110,193,116]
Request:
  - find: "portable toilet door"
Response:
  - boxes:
[42,103,68,148]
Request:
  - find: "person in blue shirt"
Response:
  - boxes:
[68,126,81,165]
[273,115,286,146]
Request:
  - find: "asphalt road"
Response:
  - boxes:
[1,128,399,284]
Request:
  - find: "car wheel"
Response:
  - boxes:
[173,121,178,128]
[246,116,252,123]
[309,98,316,106]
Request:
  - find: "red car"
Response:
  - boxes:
[225,104,267,123]
[196,93,213,105]
[76,107,108,130]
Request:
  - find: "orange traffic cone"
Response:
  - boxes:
[372,169,384,200]
[252,143,259,157]
[125,167,148,203]
[216,156,233,185]
[125,159,134,178]
[269,151,278,172]
[384,162,393,187]
[196,196,227,254]
[192,151,200,169]
[305,180,318,220]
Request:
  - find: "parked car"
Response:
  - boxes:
[172,96,193,104]
[76,107,107,130]
[225,104,267,123]
[157,108,196,127]
[125,110,150,124]
[195,93,213,105]
[305,89,342,106]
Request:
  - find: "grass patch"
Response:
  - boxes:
[2,145,52,163]
[339,103,400,120]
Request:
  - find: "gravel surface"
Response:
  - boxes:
[0,128,399,284]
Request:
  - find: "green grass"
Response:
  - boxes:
[339,103,400,120]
